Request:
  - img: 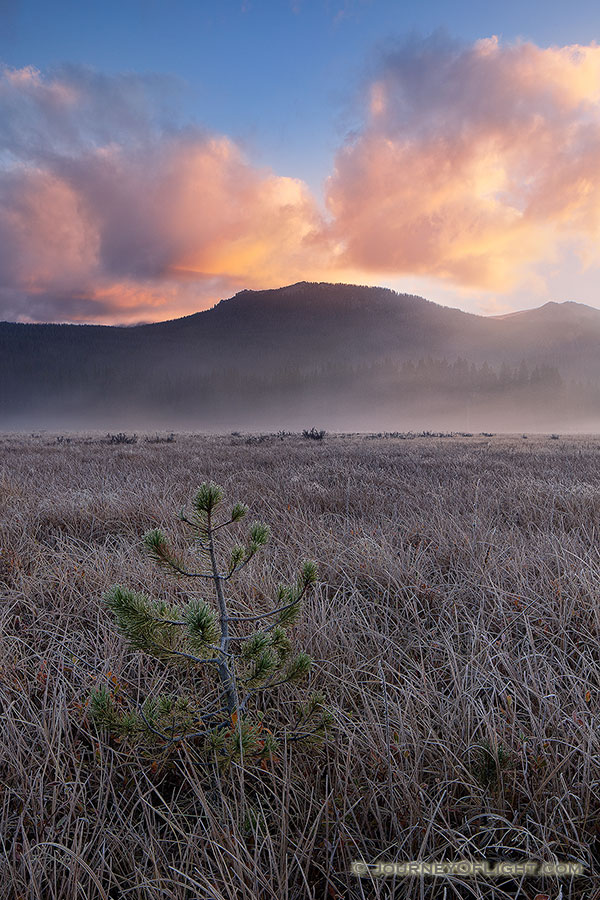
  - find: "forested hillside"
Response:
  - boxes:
[2,282,600,430]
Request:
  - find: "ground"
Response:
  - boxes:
[0,431,598,899]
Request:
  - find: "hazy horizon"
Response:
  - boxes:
[4,3,600,429]
[2,281,600,433]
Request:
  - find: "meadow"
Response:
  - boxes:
[0,431,599,900]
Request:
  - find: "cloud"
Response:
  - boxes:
[325,33,600,291]
[7,38,600,324]
[0,64,332,323]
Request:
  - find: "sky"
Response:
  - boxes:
[3,0,600,323]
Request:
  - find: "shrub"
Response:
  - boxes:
[302,427,326,441]
[144,433,176,444]
[105,432,138,445]
[89,481,331,770]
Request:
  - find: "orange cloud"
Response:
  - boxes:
[326,35,600,290]
[7,39,600,324]
[0,65,334,323]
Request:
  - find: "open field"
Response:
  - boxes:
[1,431,600,899]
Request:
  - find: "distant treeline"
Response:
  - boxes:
[1,348,597,429]
[140,356,573,405]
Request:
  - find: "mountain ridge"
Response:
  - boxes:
[1,281,600,430]
[2,281,597,330]
[490,299,600,321]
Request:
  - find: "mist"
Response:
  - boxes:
[2,282,600,435]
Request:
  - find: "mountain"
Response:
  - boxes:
[487,301,600,372]
[2,282,600,431]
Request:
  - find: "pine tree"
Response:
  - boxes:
[89,481,331,768]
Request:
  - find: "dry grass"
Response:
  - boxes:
[1,431,599,899]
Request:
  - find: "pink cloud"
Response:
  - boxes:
[326,34,600,290]
[0,65,332,323]
[6,38,600,324]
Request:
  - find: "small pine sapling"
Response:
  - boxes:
[89,481,331,767]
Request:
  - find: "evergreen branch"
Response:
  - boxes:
[238,652,312,710]
[211,518,238,533]
[211,502,248,533]
[193,482,224,515]
[226,620,289,641]
[222,521,269,579]
[143,529,185,573]
[153,645,221,666]
[144,530,224,578]
[289,691,331,734]
[244,648,278,688]
[224,560,251,580]
[136,702,179,744]
[241,632,271,658]
[92,675,232,748]
[136,701,219,746]
[223,550,258,579]
[228,582,309,623]
[183,598,220,649]
[283,723,329,743]
[161,561,222,580]
[104,587,182,655]
[248,522,270,545]
[178,511,209,548]
[176,721,223,743]
[195,707,232,723]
